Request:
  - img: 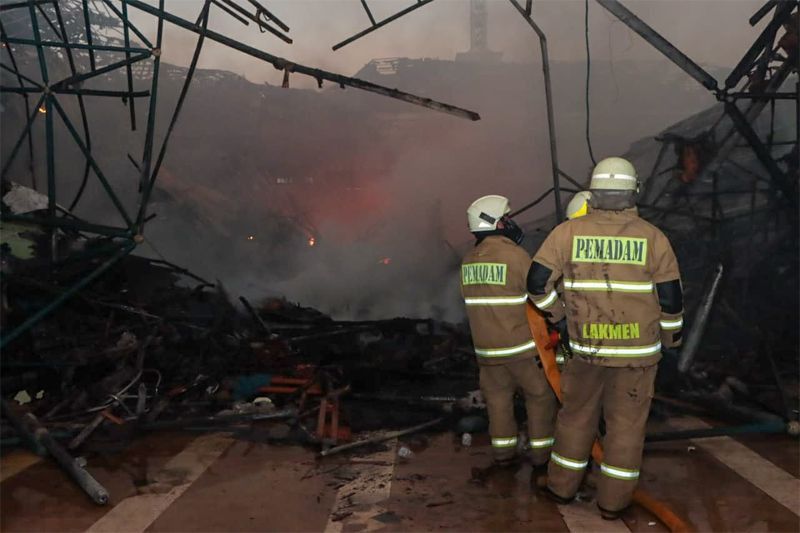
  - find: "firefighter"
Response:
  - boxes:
[527,157,683,519]
[461,195,558,468]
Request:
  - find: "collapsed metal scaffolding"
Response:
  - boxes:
[0,0,481,347]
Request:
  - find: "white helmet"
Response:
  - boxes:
[467,195,510,232]
[589,157,639,192]
[566,191,592,220]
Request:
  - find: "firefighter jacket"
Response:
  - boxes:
[461,235,537,366]
[528,208,683,368]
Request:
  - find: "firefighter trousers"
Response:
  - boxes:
[547,359,657,512]
[479,356,558,465]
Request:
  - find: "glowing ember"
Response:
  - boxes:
[308,237,316,247]
[378,257,391,265]
[38,105,46,114]
[246,235,255,241]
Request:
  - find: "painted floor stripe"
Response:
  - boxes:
[0,450,42,482]
[558,501,631,533]
[324,436,397,533]
[85,433,232,533]
[671,416,800,516]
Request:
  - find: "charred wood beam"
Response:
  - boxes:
[123,0,479,121]
[595,0,719,92]
[332,0,435,51]
[726,0,796,90]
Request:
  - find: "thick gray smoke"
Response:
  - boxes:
[1,1,765,320]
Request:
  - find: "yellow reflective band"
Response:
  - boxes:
[529,437,554,448]
[533,290,558,310]
[569,340,662,357]
[474,340,536,358]
[464,295,527,306]
[564,279,653,293]
[551,452,588,471]
[492,437,518,448]
[660,317,683,330]
[600,463,640,480]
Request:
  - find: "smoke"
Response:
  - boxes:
[1,0,767,321]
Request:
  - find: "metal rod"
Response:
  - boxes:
[0,214,130,237]
[724,101,789,195]
[749,0,780,26]
[678,263,724,373]
[1,400,109,505]
[0,20,37,189]
[332,0,435,51]
[51,97,134,227]
[0,62,43,88]
[0,0,54,11]
[0,37,150,53]
[509,0,564,221]
[51,52,151,90]
[81,0,96,70]
[137,0,208,231]
[0,91,44,183]
[101,0,153,48]
[645,421,788,443]
[122,1,137,131]
[725,0,795,90]
[595,0,718,92]
[123,0,479,121]
[0,241,135,348]
[360,0,376,25]
[216,0,291,44]
[52,0,94,214]
[731,92,797,100]
[320,417,443,457]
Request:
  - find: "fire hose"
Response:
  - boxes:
[525,304,690,532]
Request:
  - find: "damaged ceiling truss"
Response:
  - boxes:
[0,0,480,347]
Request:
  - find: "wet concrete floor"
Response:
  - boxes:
[1,417,798,532]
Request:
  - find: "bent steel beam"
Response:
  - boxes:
[123,0,479,121]
[595,0,719,92]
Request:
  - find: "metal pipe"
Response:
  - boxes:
[508,0,564,221]
[320,417,443,457]
[595,0,718,92]
[1,400,109,504]
[678,262,723,373]
[122,0,479,121]
[645,421,788,443]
